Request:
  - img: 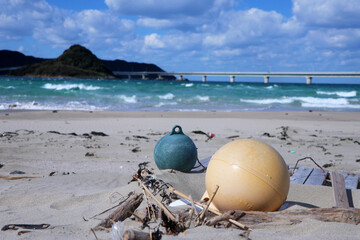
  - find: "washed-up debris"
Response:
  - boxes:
[92,162,360,240]
[227,135,240,139]
[278,126,290,140]
[291,157,326,180]
[0,130,34,140]
[192,130,215,141]
[322,163,334,168]
[133,135,150,140]
[85,152,95,157]
[10,170,25,175]
[49,171,76,176]
[91,131,109,137]
[0,132,18,138]
[47,131,109,138]
[262,132,275,138]
[1,223,50,231]
[308,144,327,152]
[131,147,141,153]
[96,193,144,229]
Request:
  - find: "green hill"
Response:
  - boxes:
[11,45,115,78]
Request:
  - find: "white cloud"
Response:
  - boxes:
[144,33,164,49]
[137,18,174,29]
[33,9,135,49]
[0,0,53,40]
[105,0,224,18]
[292,0,360,28]
[203,8,298,48]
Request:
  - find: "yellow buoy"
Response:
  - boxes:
[205,139,289,212]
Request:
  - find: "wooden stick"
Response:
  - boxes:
[206,211,235,226]
[196,185,219,226]
[90,228,99,240]
[292,157,327,183]
[0,176,40,180]
[142,189,153,220]
[97,193,143,228]
[168,187,250,230]
[189,195,199,216]
[137,179,176,222]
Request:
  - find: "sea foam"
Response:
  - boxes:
[158,93,175,100]
[316,91,356,97]
[194,95,210,102]
[42,83,102,91]
[118,95,137,103]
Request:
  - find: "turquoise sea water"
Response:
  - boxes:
[0,76,359,112]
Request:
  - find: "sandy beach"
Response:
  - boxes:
[0,110,359,239]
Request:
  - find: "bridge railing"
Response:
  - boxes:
[112,71,360,84]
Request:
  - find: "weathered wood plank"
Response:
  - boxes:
[290,167,313,184]
[233,208,360,226]
[305,168,328,186]
[342,172,359,189]
[331,171,349,208]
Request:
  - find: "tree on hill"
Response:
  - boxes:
[11,44,115,78]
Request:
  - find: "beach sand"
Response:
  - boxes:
[0,110,359,239]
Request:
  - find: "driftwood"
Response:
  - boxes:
[234,208,360,226]
[205,211,235,226]
[0,176,40,180]
[2,223,50,231]
[123,229,151,240]
[97,193,143,228]
[136,178,176,222]
[169,187,249,230]
[196,185,219,226]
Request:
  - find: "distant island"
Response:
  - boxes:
[0,44,175,80]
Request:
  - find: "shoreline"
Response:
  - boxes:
[1,109,360,121]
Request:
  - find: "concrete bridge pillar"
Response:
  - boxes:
[306,76,312,84]
[202,75,207,82]
[264,76,269,84]
[158,74,163,80]
[128,75,131,80]
[230,75,235,83]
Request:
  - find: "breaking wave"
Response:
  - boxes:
[316,91,356,97]
[42,83,102,91]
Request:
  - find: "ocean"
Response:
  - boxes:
[0,76,359,112]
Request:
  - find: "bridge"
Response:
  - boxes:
[113,71,360,84]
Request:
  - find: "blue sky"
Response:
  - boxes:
[1,0,360,74]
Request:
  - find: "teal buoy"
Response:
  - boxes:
[154,125,197,172]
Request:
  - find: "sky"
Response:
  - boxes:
[1,0,360,74]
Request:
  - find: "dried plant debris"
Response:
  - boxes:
[262,132,275,138]
[1,223,50,231]
[278,126,290,140]
[0,130,34,140]
[131,147,141,153]
[133,135,150,140]
[47,131,108,138]
[131,162,175,205]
